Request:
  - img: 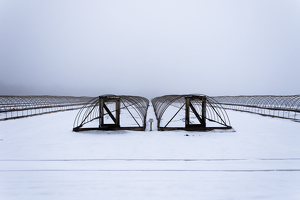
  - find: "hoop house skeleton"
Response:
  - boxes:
[212,95,300,122]
[73,95,149,131]
[151,94,232,131]
[0,96,92,120]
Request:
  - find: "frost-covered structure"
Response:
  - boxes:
[73,95,149,131]
[151,94,232,131]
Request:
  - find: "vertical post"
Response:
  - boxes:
[116,99,120,127]
[201,96,206,128]
[99,97,104,128]
[185,97,190,127]
[149,118,153,131]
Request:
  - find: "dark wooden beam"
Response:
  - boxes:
[189,103,203,125]
[103,103,117,124]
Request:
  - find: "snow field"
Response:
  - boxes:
[0,104,300,199]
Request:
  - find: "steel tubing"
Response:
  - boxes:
[212,95,300,122]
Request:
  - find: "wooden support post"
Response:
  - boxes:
[202,96,206,128]
[185,95,207,130]
[116,99,120,127]
[99,96,120,129]
[185,97,190,127]
[99,97,104,128]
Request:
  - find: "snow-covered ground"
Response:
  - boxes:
[0,104,300,200]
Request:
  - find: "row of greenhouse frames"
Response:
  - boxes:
[0,96,93,120]
[72,94,232,131]
[213,95,300,122]
[1,94,299,131]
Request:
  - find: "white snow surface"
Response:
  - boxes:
[1,104,300,200]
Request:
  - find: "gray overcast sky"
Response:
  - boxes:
[0,0,299,98]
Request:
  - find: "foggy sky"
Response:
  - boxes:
[0,0,300,98]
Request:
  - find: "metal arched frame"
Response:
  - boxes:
[151,94,232,131]
[0,95,93,120]
[73,95,149,131]
[212,95,300,122]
